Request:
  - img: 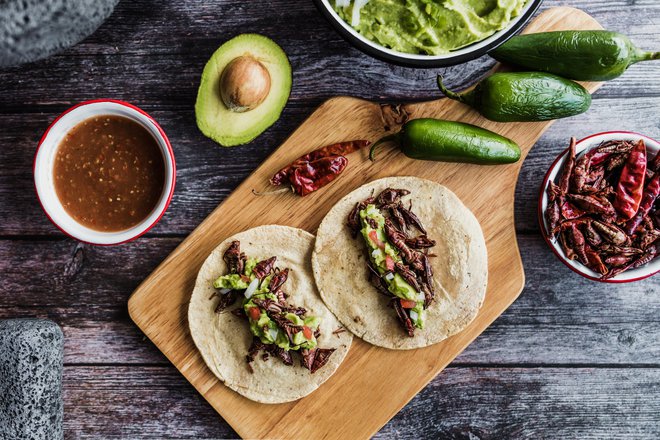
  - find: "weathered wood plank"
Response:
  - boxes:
[1,236,657,365]
[1,97,658,236]
[62,366,660,439]
[377,366,660,440]
[0,238,179,308]
[0,0,658,110]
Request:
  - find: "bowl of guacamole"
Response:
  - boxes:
[314,0,543,67]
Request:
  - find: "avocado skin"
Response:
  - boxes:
[490,30,650,81]
[195,34,292,147]
[470,72,591,122]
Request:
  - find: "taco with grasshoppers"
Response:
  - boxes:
[189,225,352,404]
[312,176,488,350]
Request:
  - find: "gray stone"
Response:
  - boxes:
[0,319,64,440]
[0,0,119,67]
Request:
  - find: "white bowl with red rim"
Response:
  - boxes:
[34,99,176,245]
[538,131,660,283]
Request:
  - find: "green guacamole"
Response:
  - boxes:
[332,0,528,55]
[359,204,425,329]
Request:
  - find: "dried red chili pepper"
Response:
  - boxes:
[623,174,660,235]
[270,140,370,196]
[561,201,585,220]
[613,139,647,220]
[287,156,347,196]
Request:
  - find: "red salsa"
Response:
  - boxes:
[53,115,165,232]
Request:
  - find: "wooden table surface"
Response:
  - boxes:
[0,1,658,438]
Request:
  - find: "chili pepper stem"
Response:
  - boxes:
[437,75,469,104]
[637,50,660,62]
[369,133,400,161]
[630,49,660,64]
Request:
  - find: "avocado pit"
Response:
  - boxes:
[220,55,271,113]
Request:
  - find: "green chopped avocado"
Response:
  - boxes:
[213,273,248,290]
[243,293,319,350]
[195,34,292,147]
[244,257,257,276]
[304,316,320,329]
[389,273,418,301]
[410,303,425,329]
[213,257,273,291]
[285,312,304,326]
[359,204,425,329]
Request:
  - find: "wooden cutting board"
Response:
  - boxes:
[128,7,603,439]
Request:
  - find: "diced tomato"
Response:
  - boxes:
[400,299,416,309]
[302,326,313,339]
[385,255,395,271]
[247,307,261,321]
[369,230,384,249]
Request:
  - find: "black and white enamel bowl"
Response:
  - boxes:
[538,131,660,283]
[313,0,543,68]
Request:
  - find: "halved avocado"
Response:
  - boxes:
[195,34,292,147]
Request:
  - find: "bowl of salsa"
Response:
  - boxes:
[34,99,176,245]
[314,0,542,67]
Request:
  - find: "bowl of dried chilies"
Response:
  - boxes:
[539,132,660,282]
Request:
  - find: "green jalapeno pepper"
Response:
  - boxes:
[369,118,520,165]
[437,73,591,123]
[490,30,659,81]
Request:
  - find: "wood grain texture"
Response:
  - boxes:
[126,8,632,440]
[0,0,659,438]
[62,366,660,439]
[1,236,658,365]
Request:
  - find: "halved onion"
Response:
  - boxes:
[244,278,259,299]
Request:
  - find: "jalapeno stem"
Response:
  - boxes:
[635,50,660,63]
[369,133,400,162]
[437,75,468,104]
